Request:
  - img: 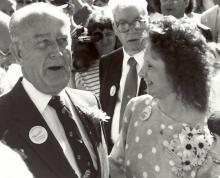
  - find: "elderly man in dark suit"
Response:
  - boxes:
[99,0,148,152]
[0,3,108,178]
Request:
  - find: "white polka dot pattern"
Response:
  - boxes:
[134,121,138,127]
[110,95,207,178]
[147,129,152,135]
[169,160,175,166]
[154,165,160,172]
[160,124,166,130]
[135,136,140,143]
[143,172,148,178]
[138,153,143,159]
[152,147,157,154]
[126,160,131,166]
[125,144,129,150]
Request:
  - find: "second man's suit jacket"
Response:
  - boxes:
[0,78,109,178]
[99,47,147,151]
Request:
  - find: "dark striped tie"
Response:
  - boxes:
[120,57,138,128]
[49,96,97,178]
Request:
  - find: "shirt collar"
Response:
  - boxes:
[123,48,145,70]
[22,78,52,114]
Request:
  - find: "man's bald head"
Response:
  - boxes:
[9,2,70,43]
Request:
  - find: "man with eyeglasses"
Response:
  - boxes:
[99,0,148,152]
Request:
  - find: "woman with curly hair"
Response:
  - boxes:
[109,16,215,178]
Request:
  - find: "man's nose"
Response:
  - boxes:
[49,43,63,59]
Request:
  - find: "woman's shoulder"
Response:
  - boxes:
[128,94,153,107]
[124,95,154,123]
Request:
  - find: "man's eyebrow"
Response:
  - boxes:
[33,33,50,40]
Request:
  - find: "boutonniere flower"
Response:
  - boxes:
[76,106,110,124]
[166,125,213,177]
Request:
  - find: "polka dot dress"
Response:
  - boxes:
[109,94,207,178]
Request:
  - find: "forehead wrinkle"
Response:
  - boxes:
[33,33,50,39]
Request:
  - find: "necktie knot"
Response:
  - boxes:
[49,96,64,111]
[128,57,137,68]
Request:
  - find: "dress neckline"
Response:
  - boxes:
[154,93,205,125]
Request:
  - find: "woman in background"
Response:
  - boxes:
[72,10,119,98]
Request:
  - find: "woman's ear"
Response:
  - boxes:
[9,42,22,64]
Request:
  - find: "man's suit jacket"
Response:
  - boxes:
[99,48,147,151]
[0,78,109,178]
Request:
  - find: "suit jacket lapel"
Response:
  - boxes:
[9,79,77,178]
[138,78,147,95]
[108,48,123,96]
[64,89,101,175]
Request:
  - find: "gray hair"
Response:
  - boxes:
[108,0,148,20]
[9,2,70,43]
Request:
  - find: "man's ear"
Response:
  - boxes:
[10,42,23,64]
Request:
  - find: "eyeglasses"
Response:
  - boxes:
[115,18,147,33]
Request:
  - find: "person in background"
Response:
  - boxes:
[73,10,119,98]
[109,16,214,178]
[194,0,213,13]
[200,1,220,43]
[0,0,16,16]
[151,0,213,41]
[69,0,102,26]
[15,0,33,9]
[99,0,148,152]
[0,11,22,95]
[0,3,108,178]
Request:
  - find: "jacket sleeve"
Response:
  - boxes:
[108,99,135,178]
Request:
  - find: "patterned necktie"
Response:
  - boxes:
[120,57,138,128]
[49,96,97,178]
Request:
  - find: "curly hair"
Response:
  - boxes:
[86,10,113,35]
[149,16,212,112]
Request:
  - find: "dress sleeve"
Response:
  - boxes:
[109,99,135,178]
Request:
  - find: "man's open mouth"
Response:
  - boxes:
[48,66,63,71]
[128,39,138,41]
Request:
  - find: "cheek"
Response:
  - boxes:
[63,49,72,64]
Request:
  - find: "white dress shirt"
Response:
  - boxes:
[22,78,97,177]
[111,49,144,143]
